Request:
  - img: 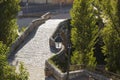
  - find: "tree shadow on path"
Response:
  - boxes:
[8,25,39,63]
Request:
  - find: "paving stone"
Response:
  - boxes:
[10,19,65,80]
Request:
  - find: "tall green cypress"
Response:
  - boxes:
[100,0,120,73]
[0,0,20,46]
[70,0,99,68]
[0,1,29,79]
[0,41,29,80]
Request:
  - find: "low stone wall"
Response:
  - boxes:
[10,12,51,55]
[84,70,110,80]
[41,12,51,20]
[45,19,112,80]
[45,46,66,80]
[45,19,69,80]
[46,60,111,80]
[49,19,69,52]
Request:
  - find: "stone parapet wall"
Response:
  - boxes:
[9,12,51,56]
[45,47,65,80]
[46,60,111,80]
[49,19,68,52]
[46,19,69,80]
[84,70,110,80]
[45,19,112,80]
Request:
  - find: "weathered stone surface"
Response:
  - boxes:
[9,19,66,80]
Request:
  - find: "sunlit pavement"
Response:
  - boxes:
[10,19,65,80]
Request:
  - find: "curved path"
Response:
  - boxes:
[10,19,65,80]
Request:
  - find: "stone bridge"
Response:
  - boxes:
[9,17,66,80]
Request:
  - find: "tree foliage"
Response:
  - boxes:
[71,0,120,73]
[70,0,99,68]
[0,0,29,79]
[97,0,120,73]
[0,42,29,80]
[0,0,20,46]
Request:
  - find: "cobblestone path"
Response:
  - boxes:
[10,19,65,80]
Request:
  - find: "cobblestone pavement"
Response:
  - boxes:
[10,19,66,80]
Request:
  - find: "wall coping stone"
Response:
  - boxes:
[9,12,51,59]
[45,19,112,80]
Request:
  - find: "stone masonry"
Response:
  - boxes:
[9,19,65,80]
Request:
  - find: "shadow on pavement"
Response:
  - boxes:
[8,25,39,62]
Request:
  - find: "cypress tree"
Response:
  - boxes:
[0,1,29,79]
[0,0,20,46]
[70,0,99,68]
[100,0,120,73]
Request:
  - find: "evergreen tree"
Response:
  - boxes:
[0,0,20,46]
[99,0,120,73]
[0,42,29,80]
[0,1,29,79]
[92,0,106,65]
[70,0,99,68]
